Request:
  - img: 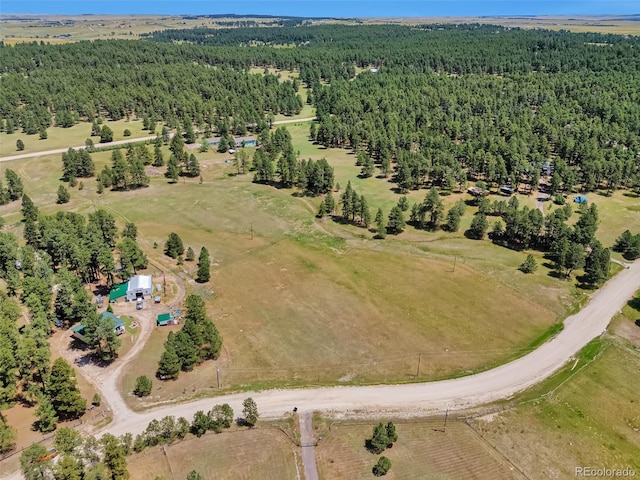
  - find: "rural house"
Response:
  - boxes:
[71,312,125,343]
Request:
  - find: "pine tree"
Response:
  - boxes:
[196,247,211,283]
[157,340,181,380]
[21,194,39,222]
[386,206,405,234]
[360,196,371,227]
[186,247,195,261]
[47,358,86,419]
[56,185,70,204]
[323,191,335,215]
[164,233,184,259]
[375,208,386,238]
[34,396,58,432]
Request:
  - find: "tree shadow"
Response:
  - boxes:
[635,320,640,328]
[623,192,639,198]
[628,296,640,312]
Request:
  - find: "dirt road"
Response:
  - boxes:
[299,411,320,480]
[0,118,316,163]
[100,259,640,439]
[5,261,639,479]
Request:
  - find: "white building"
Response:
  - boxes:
[126,275,153,301]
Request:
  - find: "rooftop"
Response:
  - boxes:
[128,275,152,291]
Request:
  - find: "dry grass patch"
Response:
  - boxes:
[316,418,522,479]
[470,343,640,479]
[127,427,299,480]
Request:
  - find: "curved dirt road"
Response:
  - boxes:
[4,261,639,479]
[101,259,640,439]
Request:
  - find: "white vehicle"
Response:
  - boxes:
[136,298,143,310]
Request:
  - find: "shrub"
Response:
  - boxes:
[134,375,152,397]
[373,456,392,476]
[519,254,538,274]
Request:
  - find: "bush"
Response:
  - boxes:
[16,139,25,151]
[373,456,392,476]
[92,393,101,406]
[134,375,152,397]
[553,194,565,205]
[123,129,131,137]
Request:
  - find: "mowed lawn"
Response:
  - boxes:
[315,419,522,479]
[126,427,299,480]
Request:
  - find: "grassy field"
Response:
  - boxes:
[469,300,640,480]
[2,119,638,395]
[3,123,638,404]
[0,15,288,43]
[315,418,523,479]
[0,118,154,158]
[126,425,300,480]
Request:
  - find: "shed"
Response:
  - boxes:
[71,312,125,343]
[157,312,177,326]
[499,185,514,195]
[126,275,153,301]
[574,195,588,204]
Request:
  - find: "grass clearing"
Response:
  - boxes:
[126,425,300,480]
[0,125,622,406]
[0,118,157,158]
[470,336,640,479]
[315,418,522,479]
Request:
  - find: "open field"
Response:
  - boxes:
[365,15,640,35]
[315,418,523,479]
[469,330,640,479]
[126,424,300,480]
[2,122,639,404]
[0,118,154,158]
[0,15,295,44]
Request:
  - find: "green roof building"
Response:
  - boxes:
[108,283,128,302]
[71,312,125,343]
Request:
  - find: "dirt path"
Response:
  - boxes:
[0,118,316,163]
[50,275,187,429]
[299,411,320,480]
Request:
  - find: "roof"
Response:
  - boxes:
[157,313,173,322]
[71,312,123,340]
[100,311,124,328]
[128,275,152,292]
[109,283,128,301]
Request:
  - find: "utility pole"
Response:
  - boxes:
[216,367,220,388]
[416,353,421,379]
[443,407,449,433]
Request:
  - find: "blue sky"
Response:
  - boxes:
[1,1,638,17]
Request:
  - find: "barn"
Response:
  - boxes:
[126,275,153,301]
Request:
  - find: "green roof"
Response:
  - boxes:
[100,311,124,328]
[157,313,173,322]
[71,312,123,341]
[109,283,128,302]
